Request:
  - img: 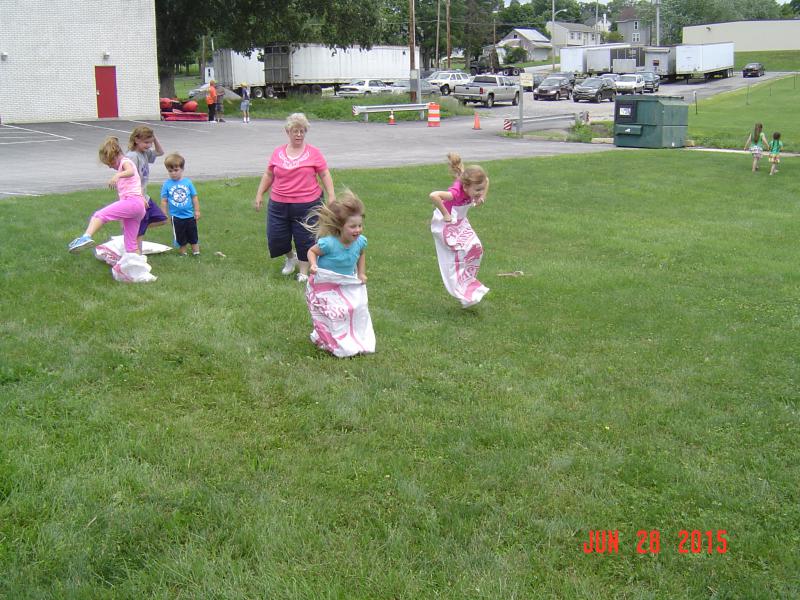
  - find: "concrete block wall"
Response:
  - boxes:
[0,0,160,124]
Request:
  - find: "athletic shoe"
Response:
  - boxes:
[296,273,309,283]
[281,254,298,275]
[68,235,95,253]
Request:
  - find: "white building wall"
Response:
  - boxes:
[683,20,800,51]
[0,0,159,124]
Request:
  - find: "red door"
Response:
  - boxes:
[95,66,119,118]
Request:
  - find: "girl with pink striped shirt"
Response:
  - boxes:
[68,137,147,254]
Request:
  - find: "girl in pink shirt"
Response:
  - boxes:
[428,152,490,308]
[254,113,335,282]
[68,137,147,254]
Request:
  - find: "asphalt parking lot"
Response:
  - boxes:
[0,115,613,198]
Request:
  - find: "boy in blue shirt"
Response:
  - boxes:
[160,153,201,256]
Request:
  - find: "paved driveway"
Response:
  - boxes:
[0,116,613,198]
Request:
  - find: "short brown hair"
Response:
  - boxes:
[128,126,155,150]
[164,153,185,170]
[98,136,123,167]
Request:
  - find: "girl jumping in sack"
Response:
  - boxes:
[428,153,490,308]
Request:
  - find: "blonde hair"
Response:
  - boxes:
[128,126,155,150]
[164,152,185,169]
[447,152,487,189]
[98,136,124,167]
[285,112,310,132]
[306,189,365,239]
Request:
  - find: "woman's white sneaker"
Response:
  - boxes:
[281,254,298,275]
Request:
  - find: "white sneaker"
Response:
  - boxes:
[296,273,309,283]
[281,254,298,275]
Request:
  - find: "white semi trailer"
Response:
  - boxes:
[213,44,420,98]
[676,42,734,80]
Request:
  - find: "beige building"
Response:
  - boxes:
[546,21,602,57]
[683,20,800,51]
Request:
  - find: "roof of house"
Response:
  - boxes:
[505,28,549,43]
[552,21,600,34]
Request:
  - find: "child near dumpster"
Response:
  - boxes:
[768,132,783,175]
[160,153,201,256]
[126,126,167,251]
[428,152,490,308]
[68,136,147,254]
[304,190,374,357]
[744,122,769,173]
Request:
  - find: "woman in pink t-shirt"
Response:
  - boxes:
[254,113,335,282]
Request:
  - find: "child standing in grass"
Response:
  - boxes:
[304,190,374,357]
[768,132,783,175]
[240,83,251,123]
[744,122,769,173]
[126,126,167,251]
[428,152,490,308]
[68,137,147,254]
[160,153,201,256]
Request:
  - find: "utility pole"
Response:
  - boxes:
[436,0,441,68]
[446,0,451,70]
[409,0,417,101]
[653,0,661,45]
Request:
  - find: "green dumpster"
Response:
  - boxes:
[614,95,688,148]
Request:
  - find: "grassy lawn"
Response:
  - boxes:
[689,74,800,150]
[734,50,800,71]
[2,150,799,597]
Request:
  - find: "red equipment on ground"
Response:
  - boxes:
[159,97,207,122]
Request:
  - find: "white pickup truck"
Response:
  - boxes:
[453,74,519,107]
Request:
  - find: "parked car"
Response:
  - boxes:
[742,62,765,77]
[390,79,439,96]
[337,79,393,97]
[599,73,621,86]
[615,73,645,94]
[640,71,660,92]
[533,76,572,100]
[552,71,577,85]
[572,77,616,103]
[426,71,471,95]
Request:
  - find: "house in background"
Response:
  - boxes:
[616,7,651,45]
[495,28,552,62]
[546,21,602,57]
[0,0,159,124]
[683,20,800,51]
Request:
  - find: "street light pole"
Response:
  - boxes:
[550,3,566,72]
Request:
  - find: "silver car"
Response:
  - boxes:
[390,79,439,96]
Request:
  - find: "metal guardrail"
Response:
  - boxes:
[503,113,581,132]
[352,103,430,122]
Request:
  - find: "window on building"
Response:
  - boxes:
[634,21,639,30]
[632,32,640,43]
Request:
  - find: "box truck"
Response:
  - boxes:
[585,44,644,74]
[676,42,734,80]
[559,47,587,76]
[213,44,420,98]
[644,46,676,79]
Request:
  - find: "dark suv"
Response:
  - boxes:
[641,71,660,92]
[572,77,615,103]
[534,76,572,100]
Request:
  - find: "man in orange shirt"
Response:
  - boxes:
[206,80,217,122]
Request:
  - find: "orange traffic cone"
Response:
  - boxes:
[473,111,481,130]
[388,110,396,125]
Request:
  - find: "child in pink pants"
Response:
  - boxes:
[68,136,147,254]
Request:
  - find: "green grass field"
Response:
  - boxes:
[2,150,799,598]
[734,50,800,72]
[690,74,800,151]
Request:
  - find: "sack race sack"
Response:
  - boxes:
[305,268,375,357]
[95,235,171,266]
[430,204,489,307]
[111,253,157,283]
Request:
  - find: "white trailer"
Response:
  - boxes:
[644,46,676,79]
[584,44,641,74]
[213,44,420,98]
[676,42,734,80]
[559,47,586,76]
